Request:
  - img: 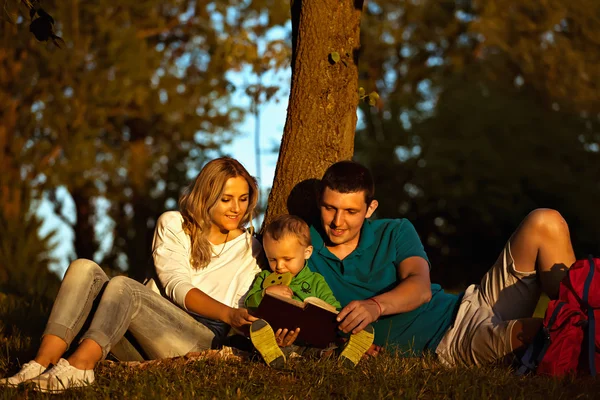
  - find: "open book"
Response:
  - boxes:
[255,292,339,348]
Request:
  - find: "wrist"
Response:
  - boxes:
[368,297,383,319]
[221,306,233,325]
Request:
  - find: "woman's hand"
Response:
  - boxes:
[274,327,300,347]
[265,285,293,298]
[225,307,258,330]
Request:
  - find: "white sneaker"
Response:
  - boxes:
[0,360,46,387]
[32,358,94,393]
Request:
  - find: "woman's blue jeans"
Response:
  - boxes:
[43,259,222,360]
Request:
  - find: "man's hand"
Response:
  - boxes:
[265,285,293,298]
[336,299,381,334]
[335,257,431,334]
[225,308,258,330]
[274,327,300,347]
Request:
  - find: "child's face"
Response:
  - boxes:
[263,234,313,277]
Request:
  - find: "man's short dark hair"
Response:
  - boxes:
[319,160,375,204]
[264,214,312,247]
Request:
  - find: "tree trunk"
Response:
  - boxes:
[125,192,156,281]
[263,0,364,228]
[72,187,99,260]
[0,30,23,223]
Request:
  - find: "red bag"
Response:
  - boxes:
[519,256,599,377]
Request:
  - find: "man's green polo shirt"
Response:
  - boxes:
[308,218,460,355]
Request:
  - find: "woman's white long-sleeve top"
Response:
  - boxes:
[150,211,262,310]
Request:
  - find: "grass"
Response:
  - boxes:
[1,293,599,399]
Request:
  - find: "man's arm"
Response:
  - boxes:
[336,256,432,334]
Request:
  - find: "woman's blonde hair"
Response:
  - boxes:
[179,157,258,269]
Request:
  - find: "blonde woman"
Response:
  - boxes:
[0,157,262,393]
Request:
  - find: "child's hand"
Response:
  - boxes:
[275,327,300,347]
[265,285,293,298]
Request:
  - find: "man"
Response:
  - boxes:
[307,160,575,366]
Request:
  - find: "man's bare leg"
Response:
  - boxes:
[507,209,576,351]
[511,318,543,350]
[509,208,575,298]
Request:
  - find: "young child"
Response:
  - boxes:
[244,214,374,368]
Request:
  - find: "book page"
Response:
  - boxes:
[304,297,338,314]
[265,292,305,308]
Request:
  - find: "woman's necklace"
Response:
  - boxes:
[212,231,230,258]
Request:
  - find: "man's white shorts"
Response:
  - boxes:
[435,241,541,366]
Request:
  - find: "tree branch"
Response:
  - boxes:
[136,17,180,40]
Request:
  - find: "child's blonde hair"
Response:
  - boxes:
[263,215,311,247]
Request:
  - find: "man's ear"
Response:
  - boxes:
[304,245,314,260]
[365,199,378,218]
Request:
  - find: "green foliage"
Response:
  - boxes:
[356,0,600,287]
[0,206,60,300]
[0,1,290,278]
[358,87,380,107]
[473,0,600,113]
[367,91,379,106]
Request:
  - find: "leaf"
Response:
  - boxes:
[368,91,380,106]
[358,87,365,97]
[329,52,340,64]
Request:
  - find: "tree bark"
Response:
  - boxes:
[262,0,364,228]
[72,186,99,260]
[0,36,23,222]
